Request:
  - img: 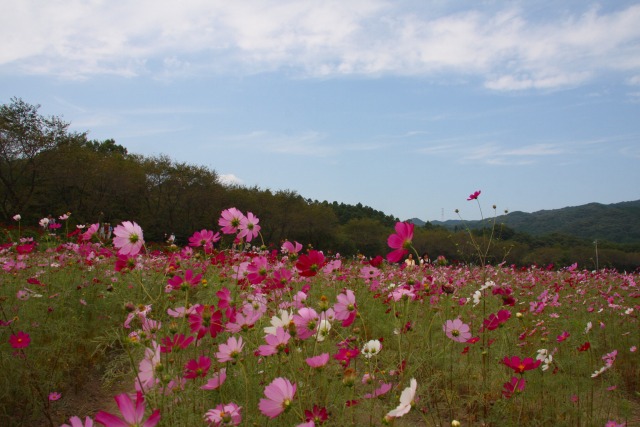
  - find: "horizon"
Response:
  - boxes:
[2,1,639,222]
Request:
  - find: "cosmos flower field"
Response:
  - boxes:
[1,207,638,427]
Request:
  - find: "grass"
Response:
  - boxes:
[0,222,638,427]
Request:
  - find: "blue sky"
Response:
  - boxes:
[2,1,639,222]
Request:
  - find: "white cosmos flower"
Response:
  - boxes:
[387,378,417,418]
[263,310,294,336]
[315,319,331,342]
[361,339,382,358]
[585,321,593,334]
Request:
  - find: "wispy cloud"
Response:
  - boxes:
[218,130,333,156]
[3,2,640,90]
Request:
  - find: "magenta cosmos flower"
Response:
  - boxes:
[443,319,472,343]
[502,355,541,374]
[9,331,31,349]
[112,221,145,256]
[467,190,481,200]
[95,391,160,427]
[386,222,414,263]
[259,377,297,419]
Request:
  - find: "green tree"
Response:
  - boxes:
[0,97,85,219]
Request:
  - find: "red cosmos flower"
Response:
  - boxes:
[9,331,31,349]
[160,333,194,353]
[296,250,325,277]
[483,310,511,331]
[467,190,481,200]
[369,255,384,267]
[502,376,526,398]
[556,331,570,342]
[502,355,541,374]
[16,243,35,254]
[184,356,211,379]
[189,305,224,339]
[577,342,591,352]
[305,405,329,424]
[386,222,414,263]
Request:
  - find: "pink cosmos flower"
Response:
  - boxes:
[218,208,245,234]
[204,402,242,426]
[443,319,472,343]
[200,368,227,391]
[386,222,414,263]
[49,392,62,401]
[334,289,357,327]
[61,416,94,427]
[305,353,330,368]
[467,190,481,200]
[258,327,291,356]
[281,241,303,256]
[293,307,320,340]
[95,391,160,427]
[136,342,161,393]
[188,229,221,250]
[112,221,145,256]
[237,212,261,242]
[9,331,30,349]
[364,382,392,399]
[216,336,244,363]
[184,356,212,379]
[82,223,100,241]
[603,350,618,367]
[259,377,297,419]
[502,376,526,399]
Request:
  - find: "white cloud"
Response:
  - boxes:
[218,173,244,186]
[2,1,640,89]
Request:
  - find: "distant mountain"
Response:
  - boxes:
[409,200,640,244]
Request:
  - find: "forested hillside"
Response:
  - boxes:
[2,98,640,270]
[417,200,640,245]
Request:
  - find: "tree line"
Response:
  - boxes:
[2,97,639,271]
